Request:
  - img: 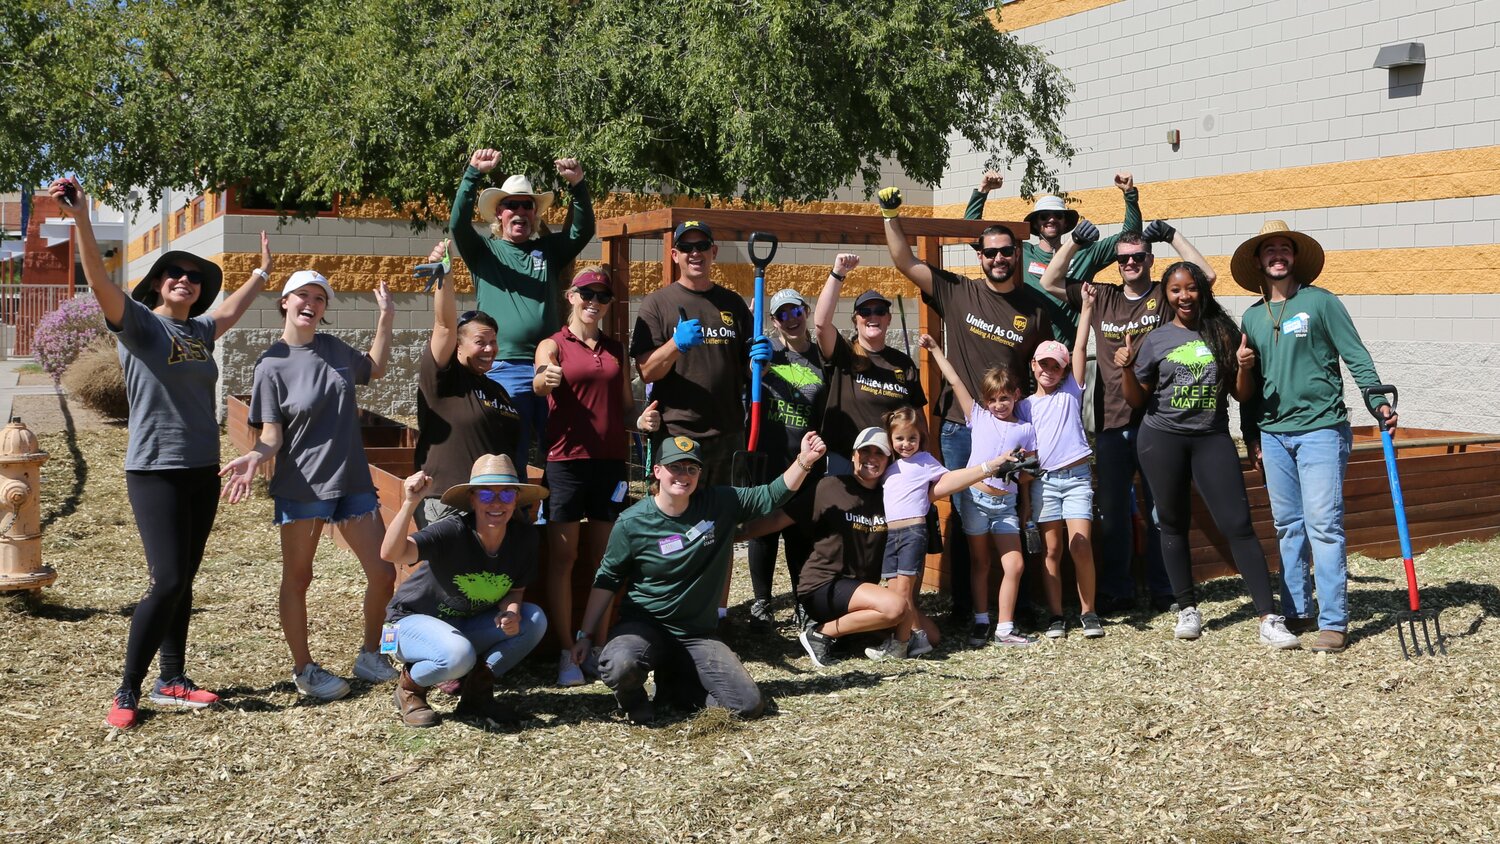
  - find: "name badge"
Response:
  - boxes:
[611,481,628,503]
[379,623,399,655]
[683,519,714,543]
[1027,261,1048,277]
[658,534,685,555]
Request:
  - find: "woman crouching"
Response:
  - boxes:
[380,455,549,726]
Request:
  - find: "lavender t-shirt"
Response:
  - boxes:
[882,451,948,522]
[1017,373,1091,470]
[966,408,1038,494]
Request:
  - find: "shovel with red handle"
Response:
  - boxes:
[731,232,778,487]
[1364,384,1445,658]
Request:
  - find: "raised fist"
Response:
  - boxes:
[554,158,584,186]
[876,187,903,219]
[469,148,501,173]
[1071,219,1100,247]
[1142,220,1176,244]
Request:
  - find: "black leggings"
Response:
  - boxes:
[121,467,221,694]
[1136,426,1275,615]
[748,522,813,601]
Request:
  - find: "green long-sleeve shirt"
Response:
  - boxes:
[965,187,1142,343]
[448,166,596,361]
[1241,285,1388,434]
[594,477,794,637]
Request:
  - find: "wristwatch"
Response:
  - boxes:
[575,630,590,642]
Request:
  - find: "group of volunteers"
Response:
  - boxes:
[52,149,1394,730]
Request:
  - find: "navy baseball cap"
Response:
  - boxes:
[673,220,714,246]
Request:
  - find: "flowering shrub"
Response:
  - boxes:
[33,295,108,384]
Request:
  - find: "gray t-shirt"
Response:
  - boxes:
[249,334,376,501]
[108,296,220,471]
[1134,322,1230,435]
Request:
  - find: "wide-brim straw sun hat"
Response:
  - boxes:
[477,175,556,223]
[1229,219,1326,293]
[439,454,549,509]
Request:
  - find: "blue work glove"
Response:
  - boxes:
[748,335,772,365]
[876,187,904,219]
[1071,219,1099,247]
[1142,219,1176,244]
[673,307,704,351]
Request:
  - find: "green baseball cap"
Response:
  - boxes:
[657,435,703,466]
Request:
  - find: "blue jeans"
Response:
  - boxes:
[394,603,548,687]
[940,420,974,616]
[1261,424,1353,632]
[1095,426,1170,602]
[489,359,548,473]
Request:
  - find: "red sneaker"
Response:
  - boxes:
[106,688,140,729]
[149,676,220,709]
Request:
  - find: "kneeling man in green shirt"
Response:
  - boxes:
[571,431,827,723]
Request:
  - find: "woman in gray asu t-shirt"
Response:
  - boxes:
[49,178,274,730]
[221,270,400,701]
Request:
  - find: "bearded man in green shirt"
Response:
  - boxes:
[1234,221,1397,654]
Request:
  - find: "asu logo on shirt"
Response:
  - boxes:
[166,336,210,365]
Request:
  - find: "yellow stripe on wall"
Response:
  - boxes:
[947,146,1500,224]
[989,0,1126,32]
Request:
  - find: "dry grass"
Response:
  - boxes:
[1,426,1498,842]
[61,339,128,421]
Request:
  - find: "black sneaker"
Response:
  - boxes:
[1045,616,1067,639]
[967,622,992,648]
[749,598,774,625]
[1079,612,1105,639]
[799,624,838,668]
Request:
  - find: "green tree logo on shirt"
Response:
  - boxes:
[1165,341,1217,411]
[448,571,513,614]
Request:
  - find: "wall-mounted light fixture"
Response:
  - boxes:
[1373,42,1425,68]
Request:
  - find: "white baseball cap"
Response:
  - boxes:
[280,269,336,302]
[852,426,892,457]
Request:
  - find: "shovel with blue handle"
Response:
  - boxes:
[732,232,779,487]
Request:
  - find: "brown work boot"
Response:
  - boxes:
[454,663,519,725]
[1310,629,1348,653]
[394,669,438,728]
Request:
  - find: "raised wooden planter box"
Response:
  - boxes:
[921,426,1500,592]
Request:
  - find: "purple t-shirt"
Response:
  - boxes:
[1017,373,1091,470]
[882,451,948,522]
[966,408,1038,495]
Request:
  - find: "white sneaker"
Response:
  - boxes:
[1174,606,1203,640]
[557,650,586,687]
[352,650,399,683]
[294,662,351,701]
[907,628,934,657]
[1259,615,1303,650]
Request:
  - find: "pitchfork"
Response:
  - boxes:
[1364,385,1445,659]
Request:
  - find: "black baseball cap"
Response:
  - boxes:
[672,220,714,246]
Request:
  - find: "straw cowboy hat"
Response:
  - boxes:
[439,454,549,509]
[1230,220,1326,293]
[132,250,224,318]
[1024,195,1079,236]
[477,175,555,223]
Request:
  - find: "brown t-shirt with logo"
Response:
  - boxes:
[629,281,753,440]
[819,334,926,457]
[794,475,889,597]
[1068,280,1167,431]
[922,267,1053,425]
[416,345,522,494]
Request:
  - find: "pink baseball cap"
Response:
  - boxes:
[1033,340,1071,368]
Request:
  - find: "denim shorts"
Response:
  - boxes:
[1030,462,1093,523]
[273,491,380,526]
[960,487,1020,536]
[881,524,928,579]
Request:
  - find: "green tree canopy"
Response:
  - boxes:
[2,0,1074,216]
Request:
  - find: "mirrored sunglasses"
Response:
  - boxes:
[474,488,519,504]
[774,305,806,321]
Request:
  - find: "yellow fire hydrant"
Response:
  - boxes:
[0,418,53,593]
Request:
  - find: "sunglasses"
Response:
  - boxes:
[1035,212,1066,222]
[978,246,1017,259]
[162,265,205,285]
[855,305,890,318]
[675,240,714,254]
[500,199,534,212]
[457,310,481,328]
[474,488,519,505]
[1115,252,1151,266]
[775,305,806,321]
[575,287,613,304]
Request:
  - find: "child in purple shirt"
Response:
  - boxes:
[1018,337,1103,640]
[922,336,1038,648]
[873,406,1001,660]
